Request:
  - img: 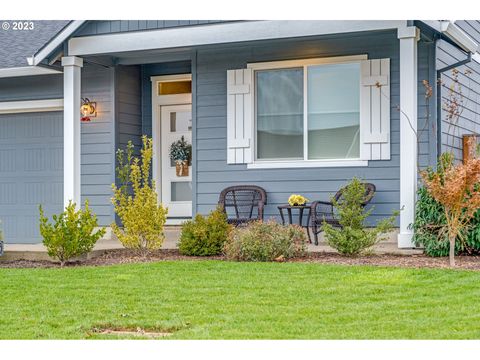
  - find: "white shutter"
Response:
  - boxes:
[360,58,391,161]
[227,68,254,164]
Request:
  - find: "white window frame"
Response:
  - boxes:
[247,54,369,169]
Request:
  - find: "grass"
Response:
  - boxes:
[1,260,480,339]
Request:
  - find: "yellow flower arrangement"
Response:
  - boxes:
[288,194,309,206]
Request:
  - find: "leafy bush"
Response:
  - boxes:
[224,220,307,261]
[420,152,480,266]
[323,178,397,256]
[39,201,105,266]
[178,207,232,256]
[411,186,480,257]
[111,136,168,255]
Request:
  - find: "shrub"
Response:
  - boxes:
[323,177,397,256]
[412,186,480,257]
[39,201,106,266]
[111,136,168,255]
[421,153,480,266]
[224,220,307,261]
[178,207,232,256]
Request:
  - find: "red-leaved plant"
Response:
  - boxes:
[421,153,480,266]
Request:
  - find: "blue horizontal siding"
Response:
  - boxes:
[80,64,116,225]
[437,21,480,161]
[0,75,62,101]
[76,20,233,36]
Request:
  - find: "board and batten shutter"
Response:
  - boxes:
[227,68,253,164]
[360,58,391,161]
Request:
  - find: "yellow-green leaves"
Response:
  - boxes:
[111,136,168,254]
[39,200,105,266]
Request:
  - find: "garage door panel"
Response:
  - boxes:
[0,111,63,244]
[24,146,63,172]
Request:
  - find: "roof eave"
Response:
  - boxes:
[27,20,86,66]
[421,20,478,53]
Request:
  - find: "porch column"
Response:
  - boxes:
[397,26,419,248]
[61,56,83,208]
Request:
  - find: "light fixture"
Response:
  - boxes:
[80,98,97,122]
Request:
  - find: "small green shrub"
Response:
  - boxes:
[179,207,232,256]
[411,186,480,256]
[39,201,106,266]
[224,220,307,261]
[111,136,168,254]
[323,178,397,256]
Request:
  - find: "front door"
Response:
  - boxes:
[160,104,192,218]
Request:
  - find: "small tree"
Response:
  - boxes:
[111,136,168,255]
[39,201,105,266]
[323,178,397,256]
[421,153,480,266]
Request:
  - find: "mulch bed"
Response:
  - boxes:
[1,248,480,270]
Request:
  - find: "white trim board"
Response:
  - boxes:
[68,20,408,56]
[247,160,368,169]
[247,54,368,70]
[397,26,418,248]
[0,99,63,114]
[0,66,62,78]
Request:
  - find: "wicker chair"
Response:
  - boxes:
[309,183,376,245]
[218,185,267,226]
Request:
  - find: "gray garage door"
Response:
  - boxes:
[0,111,63,244]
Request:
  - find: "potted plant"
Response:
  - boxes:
[288,194,309,206]
[169,136,192,177]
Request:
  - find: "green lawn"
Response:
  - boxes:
[1,260,480,339]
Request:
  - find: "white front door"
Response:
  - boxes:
[160,104,192,218]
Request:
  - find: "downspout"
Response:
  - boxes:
[436,49,472,157]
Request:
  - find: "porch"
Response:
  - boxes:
[60,22,426,249]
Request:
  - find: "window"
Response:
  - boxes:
[256,68,304,160]
[157,80,191,95]
[253,58,361,162]
[307,63,360,159]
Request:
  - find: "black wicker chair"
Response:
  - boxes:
[218,185,267,226]
[309,183,376,245]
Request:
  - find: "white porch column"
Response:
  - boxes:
[61,56,83,208]
[397,26,419,248]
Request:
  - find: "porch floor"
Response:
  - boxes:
[1,227,422,261]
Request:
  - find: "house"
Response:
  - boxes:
[0,20,479,248]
